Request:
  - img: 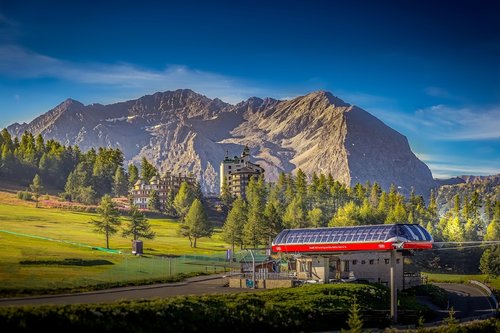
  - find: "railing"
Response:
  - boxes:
[470,279,499,310]
[235,272,297,280]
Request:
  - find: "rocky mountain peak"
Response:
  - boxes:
[7,89,436,196]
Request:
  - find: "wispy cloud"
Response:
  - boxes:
[423,86,463,101]
[415,105,500,140]
[415,152,500,178]
[373,103,500,141]
[0,45,271,104]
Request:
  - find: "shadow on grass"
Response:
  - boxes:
[20,258,114,266]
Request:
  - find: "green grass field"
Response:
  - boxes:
[0,190,231,293]
[422,272,500,291]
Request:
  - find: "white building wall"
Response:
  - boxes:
[296,252,407,290]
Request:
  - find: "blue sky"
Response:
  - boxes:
[0,0,499,179]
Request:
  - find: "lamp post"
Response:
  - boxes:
[247,249,256,289]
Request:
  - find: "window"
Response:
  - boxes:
[369,259,374,265]
[228,166,231,169]
[385,259,390,264]
[352,260,357,265]
[361,260,366,265]
[343,260,350,272]
[396,259,400,264]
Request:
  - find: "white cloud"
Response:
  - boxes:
[427,162,500,179]
[0,45,270,104]
[414,152,500,178]
[372,103,500,141]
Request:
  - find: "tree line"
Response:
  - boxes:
[221,171,499,276]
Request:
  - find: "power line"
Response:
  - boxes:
[431,244,498,251]
[433,241,500,245]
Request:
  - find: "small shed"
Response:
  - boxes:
[132,240,143,255]
[238,253,278,273]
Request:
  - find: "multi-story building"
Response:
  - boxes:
[220,145,264,198]
[130,171,196,209]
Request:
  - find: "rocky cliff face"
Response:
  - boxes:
[7,89,436,196]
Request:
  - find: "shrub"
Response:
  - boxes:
[17,191,33,201]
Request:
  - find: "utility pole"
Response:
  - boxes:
[390,247,398,323]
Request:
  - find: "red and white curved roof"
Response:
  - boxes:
[272,224,433,253]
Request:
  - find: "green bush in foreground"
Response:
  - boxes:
[1,283,497,332]
[0,284,420,332]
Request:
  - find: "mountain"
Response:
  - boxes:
[7,89,435,196]
[435,174,500,217]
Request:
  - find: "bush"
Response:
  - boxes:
[404,284,448,309]
[17,191,32,201]
[0,284,393,332]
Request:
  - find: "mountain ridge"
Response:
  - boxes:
[7,89,436,196]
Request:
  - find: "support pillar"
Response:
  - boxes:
[390,248,398,323]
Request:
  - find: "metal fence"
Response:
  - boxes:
[96,254,234,283]
[236,272,296,281]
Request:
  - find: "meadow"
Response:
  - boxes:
[1,188,498,297]
[0,190,231,294]
[422,272,500,291]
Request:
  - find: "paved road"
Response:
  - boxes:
[0,274,261,307]
[432,283,496,320]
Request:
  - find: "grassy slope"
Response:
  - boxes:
[0,190,230,291]
[422,272,500,291]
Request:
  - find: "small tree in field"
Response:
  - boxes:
[91,194,121,249]
[341,297,364,333]
[179,199,212,248]
[123,205,156,241]
[30,174,43,208]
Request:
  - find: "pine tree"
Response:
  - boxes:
[140,157,157,181]
[385,201,407,224]
[329,202,361,227]
[90,194,121,249]
[484,219,499,241]
[480,245,500,277]
[295,169,308,198]
[222,197,247,253]
[443,216,465,242]
[220,176,234,209]
[123,205,155,241]
[282,196,307,229]
[264,201,283,246]
[369,182,381,208]
[112,166,128,197]
[453,194,461,219]
[307,207,324,227]
[359,198,378,225]
[180,199,212,248]
[128,164,139,189]
[148,190,161,212]
[174,181,195,217]
[164,189,176,216]
[243,175,267,248]
[341,297,364,333]
[29,174,43,208]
